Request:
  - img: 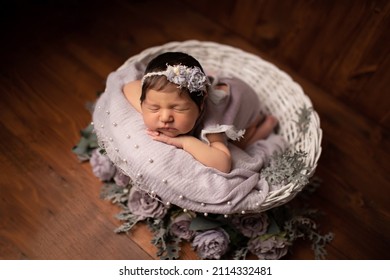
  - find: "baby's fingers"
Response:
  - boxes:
[146,129,160,137]
[157,134,175,145]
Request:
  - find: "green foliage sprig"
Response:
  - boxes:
[261,149,310,187]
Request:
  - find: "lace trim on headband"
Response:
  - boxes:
[141,64,210,94]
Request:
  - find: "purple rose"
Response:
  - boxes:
[165,65,207,93]
[192,228,230,259]
[187,67,207,92]
[169,213,195,241]
[168,65,187,87]
[90,149,116,181]
[127,187,167,219]
[113,168,130,187]
[248,235,289,260]
[231,213,269,238]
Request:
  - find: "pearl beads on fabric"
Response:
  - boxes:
[94,101,259,217]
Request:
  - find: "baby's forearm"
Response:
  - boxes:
[182,137,231,173]
[146,130,231,173]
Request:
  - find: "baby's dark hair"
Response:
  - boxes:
[140,52,208,111]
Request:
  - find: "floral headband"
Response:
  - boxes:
[141,64,210,95]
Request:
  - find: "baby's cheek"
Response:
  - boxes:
[142,115,156,129]
[182,122,197,134]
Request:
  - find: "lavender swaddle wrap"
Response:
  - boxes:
[92,62,287,214]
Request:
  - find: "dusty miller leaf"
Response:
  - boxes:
[146,218,182,260]
[310,231,334,260]
[261,149,310,187]
[113,208,143,234]
[160,237,182,260]
[114,219,140,234]
[232,247,249,260]
[72,123,98,161]
[100,183,130,204]
[284,212,334,260]
[294,105,313,136]
[116,209,136,221]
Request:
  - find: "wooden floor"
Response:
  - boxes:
[0,0,389,260]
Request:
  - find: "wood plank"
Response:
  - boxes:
[0,122,152,259]
[184,0,390,129]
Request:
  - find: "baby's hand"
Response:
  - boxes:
[146,129,187,149]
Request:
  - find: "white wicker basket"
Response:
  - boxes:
[119,40,322,211]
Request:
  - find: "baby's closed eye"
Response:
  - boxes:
[146,105,160,112]
[173,106,190,112]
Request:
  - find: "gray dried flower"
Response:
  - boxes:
[90,149,116,181]
[192,228,230,259]
[127,187,167,220]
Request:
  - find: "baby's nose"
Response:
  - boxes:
[160,110,173,123]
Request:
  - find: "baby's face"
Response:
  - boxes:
[141,85,199,137]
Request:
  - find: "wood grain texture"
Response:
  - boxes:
[0,0,389,260]
[185,0,390,129]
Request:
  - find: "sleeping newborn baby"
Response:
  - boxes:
[123,51,278,173]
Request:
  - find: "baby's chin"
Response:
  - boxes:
[157,128,181,138]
